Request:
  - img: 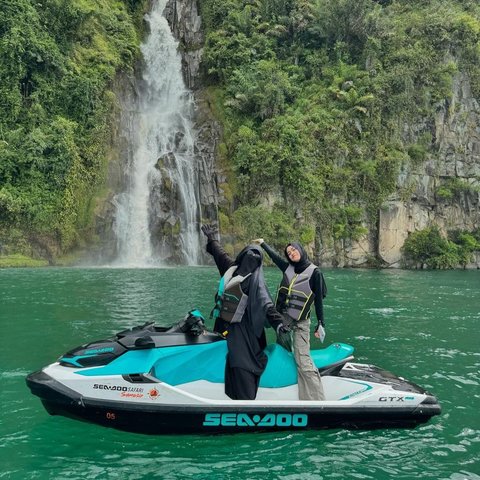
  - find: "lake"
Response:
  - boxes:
[1,267,479,479]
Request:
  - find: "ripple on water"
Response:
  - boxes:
[457,429,480,443]
[0,369,30,379]
[418,332,432,338]
[431,348,462,358]
[448,473,480,480]
[0,432,29,448]
[366,307,407,316]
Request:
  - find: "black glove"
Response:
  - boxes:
[201,224,217,241]
[276,323,291,335]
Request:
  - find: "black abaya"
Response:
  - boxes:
[206,240,283,399]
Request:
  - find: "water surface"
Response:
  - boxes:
[1,267,479,479]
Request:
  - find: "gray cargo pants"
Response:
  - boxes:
[277,314,325,401]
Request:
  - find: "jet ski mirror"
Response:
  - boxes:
[134,336,155,348]
[165,309,206,336]
[185,311,206,336]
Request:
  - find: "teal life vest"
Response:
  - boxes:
[211,266,251,324]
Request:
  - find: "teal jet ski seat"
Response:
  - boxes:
[260,343,354,388]
[76,338,354,389]
[149,341,354,388]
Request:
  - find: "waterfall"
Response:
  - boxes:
[112,0,202,267]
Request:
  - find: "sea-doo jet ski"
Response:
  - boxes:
[26,311,441,434]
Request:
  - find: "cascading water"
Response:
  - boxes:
[113,0,202,267]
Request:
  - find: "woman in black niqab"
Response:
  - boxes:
[201,226,284,400]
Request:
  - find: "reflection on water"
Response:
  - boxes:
[0,267,479,479]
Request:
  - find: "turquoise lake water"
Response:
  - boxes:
[0,267,479,479]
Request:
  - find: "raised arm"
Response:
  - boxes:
[252,239,289,272]
[201,225,235,276]
[206,240,235,276]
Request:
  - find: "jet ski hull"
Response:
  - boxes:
[27,367,441,434]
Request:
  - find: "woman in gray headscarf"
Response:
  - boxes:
[201,225,288,400]
[252,238,327,401]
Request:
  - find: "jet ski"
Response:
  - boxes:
[26,311,441,434]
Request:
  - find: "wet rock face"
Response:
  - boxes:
[434,73,480,180]
[164,0,204,90]
[193,91,221,223]
[397,73,480,267]
[392,73,480,267]
[150,152,184,262]
[320,72,480,268]
[92,73,139,264]
[163,0,220,261]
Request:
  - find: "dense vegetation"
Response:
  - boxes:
[402,226,480,269]
[0,0,479,267]
[0,0,145,261]
[200,0,480,262]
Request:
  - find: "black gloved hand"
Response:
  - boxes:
[276,323,291,335]
[201,224,217,241]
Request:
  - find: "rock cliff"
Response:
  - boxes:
[96,2,478,269]
[331,72,480,268]
[164,0,220,245]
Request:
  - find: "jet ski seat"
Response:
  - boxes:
[151,342,354,389]
[260,343,354,387]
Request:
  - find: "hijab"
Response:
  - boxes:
[284,242,328,298]
[233,245,273,337]
[284,242,311,274]
[234,246,261,277]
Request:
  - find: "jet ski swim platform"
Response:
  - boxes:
[26,321,441,434]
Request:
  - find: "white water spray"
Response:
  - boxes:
[113,0,201,266]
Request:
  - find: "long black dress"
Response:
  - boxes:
[206,240,283,400]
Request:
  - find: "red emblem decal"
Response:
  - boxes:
[148,388,160,400]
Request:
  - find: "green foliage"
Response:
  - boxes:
[231,204,297,248]
[453,11,480,96]
[448,230,480,266]
[402,226,480,269]
[0,0,144,256]
[0,254,49,268]
[232,124,279,198]
[436,178,480,201]
[407,133,432,164]
[204,30,275,82]
[402,226,453,268]
[201,0,480,251]
[311,0,381,58]
[226,60,300,120]
[299,224,315,244]
[331,206,368,241]
[218,211,231,231]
